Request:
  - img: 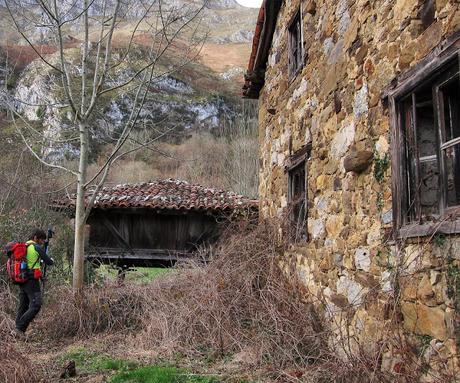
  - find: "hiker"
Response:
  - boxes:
[15,228,54,337]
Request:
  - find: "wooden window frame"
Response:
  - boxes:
[386,32,460,239]
[286,145,310,242]
[287,7,304,80]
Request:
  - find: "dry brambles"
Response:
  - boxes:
[0,220,427,382]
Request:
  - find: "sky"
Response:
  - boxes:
[235,0,262,8]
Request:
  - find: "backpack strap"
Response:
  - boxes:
[28,243,41,269]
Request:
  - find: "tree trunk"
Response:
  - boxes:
[72,122,89,290]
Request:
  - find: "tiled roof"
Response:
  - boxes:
[52,179,258,213]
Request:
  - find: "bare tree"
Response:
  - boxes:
[1,0,207,290]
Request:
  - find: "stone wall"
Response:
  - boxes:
[257,0,460,379]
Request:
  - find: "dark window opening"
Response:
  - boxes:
[288,161,307,242]
[288,10,303,79]
[397,60,460,226]
[401,85,439,221]
[440,74,460,207]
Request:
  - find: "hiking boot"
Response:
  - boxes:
[11,328,27,341]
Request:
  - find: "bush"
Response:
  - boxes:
[0,220,408,382]
[138,220,323,368]
[0,341,38,383]
[36,283,147,339]
[33,221,321,367]
[0,283,38,383]
[24,220,322,369]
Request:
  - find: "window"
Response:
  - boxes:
[289,162,307,241]
[392,57,460,235]
[286,145,310,242]
[288,9,303,79]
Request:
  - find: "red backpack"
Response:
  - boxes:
[5,242,35,284]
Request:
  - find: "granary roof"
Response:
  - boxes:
[52,179,258,214]
[242,0,282,99]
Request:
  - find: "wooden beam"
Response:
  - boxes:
[90,207,232,217]
[85,247,195,261]
[399,218,460,238]
[390,96,403,237]
[285,143,311,172]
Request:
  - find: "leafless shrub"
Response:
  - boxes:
[135,220,325,369]
[21,220,326,370]
[0,287,16,341]
[168,127,259,198]
[0,341,38,383]
[0,284,38,383]
[1,218,445,381]
[36,283,147,339]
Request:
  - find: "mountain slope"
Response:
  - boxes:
[0,0,258,176]
[0,0,257,81]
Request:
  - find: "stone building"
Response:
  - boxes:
[244,0,460,379]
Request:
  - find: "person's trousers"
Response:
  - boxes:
[15,278,42,332]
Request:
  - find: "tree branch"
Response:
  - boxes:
[4,0,63,74]
[12,116,78,176]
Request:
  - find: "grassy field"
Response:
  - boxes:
[110,366,218,383]
[61,347,220,383]
[96,266,173,284]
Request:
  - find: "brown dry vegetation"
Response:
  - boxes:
[199,42,251,75]
[106,100,259,197]
[1,36,82,75]
[0,282,38,383]
[83,129,259,198]
[0,220,423,383]
[0,342,38,383]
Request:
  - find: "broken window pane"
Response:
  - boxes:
[402,88,440,222]
[402,98,417,221]
[442,75,460,143]
[416,91,439,218]
[440,75,460,208]
[295,21,302,68]
[419,158,439,216]
[292,166,305,197]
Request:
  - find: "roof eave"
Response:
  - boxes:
[242,0,282,99]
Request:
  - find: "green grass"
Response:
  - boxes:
[96,266,173,284]
[131,267,172,283]
[61,347,138,373]
[110,366,219,383]
[61,348,218,383]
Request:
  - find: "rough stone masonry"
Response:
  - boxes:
[246,0,460,380]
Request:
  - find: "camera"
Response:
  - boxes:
[47,228,55,240]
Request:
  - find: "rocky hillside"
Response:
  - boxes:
[10,48,238,160]
[0,0,258,160]
[0,0,257,81]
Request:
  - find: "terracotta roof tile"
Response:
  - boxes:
[53,179,258,213]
